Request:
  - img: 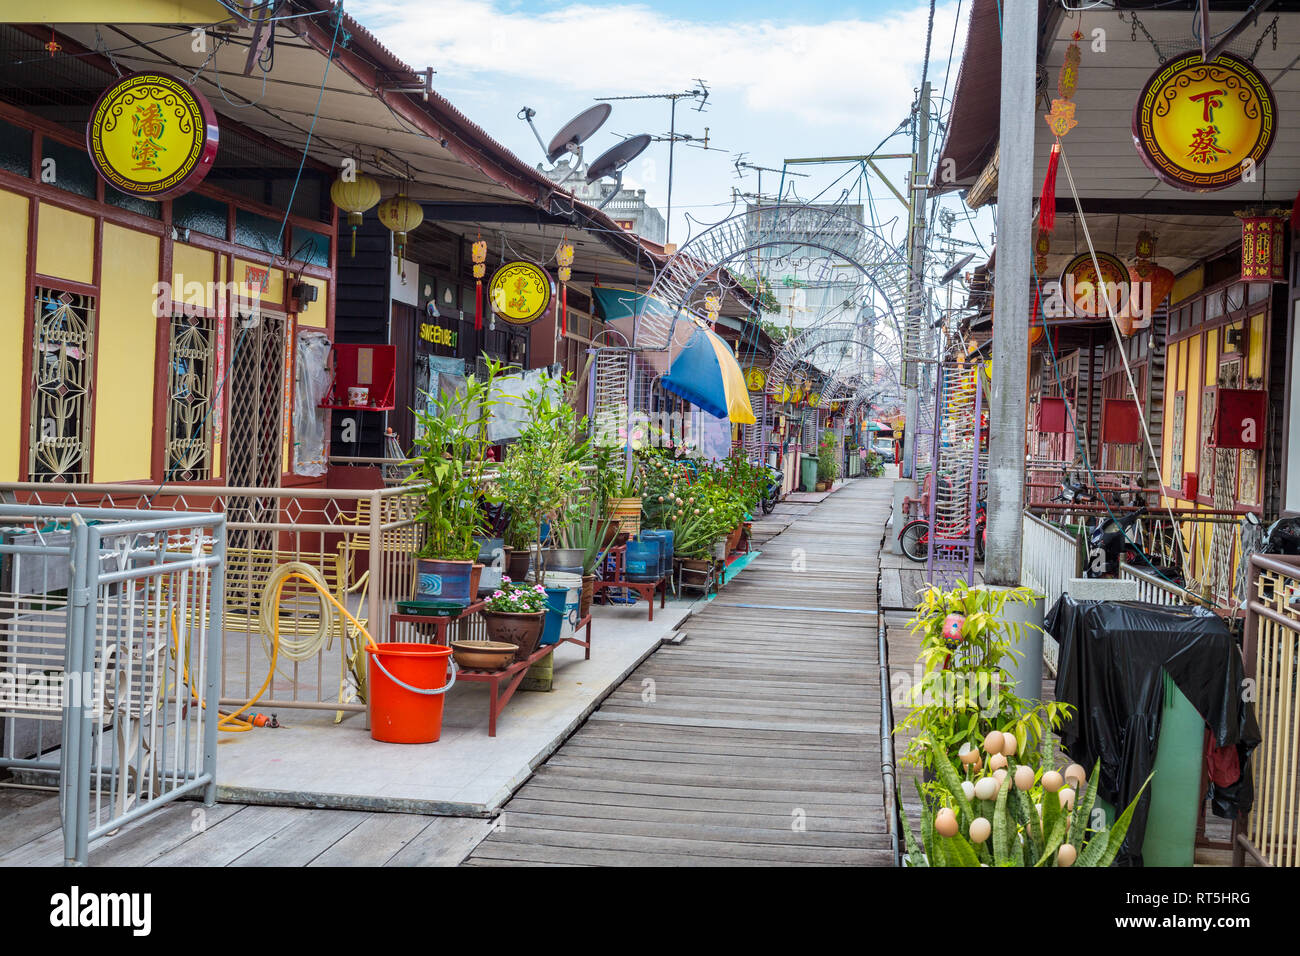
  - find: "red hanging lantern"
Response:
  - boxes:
[1236,208,1288,283]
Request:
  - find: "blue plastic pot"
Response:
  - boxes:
[415,558,474,606]
[625,538,661,582]
[641,529,674,577]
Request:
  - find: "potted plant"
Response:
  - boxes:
[902,734,1151,867]
[496,374,587,587]
[896,581,1073,781]
[479,578,548,658]
[558,505,607,619]
[816,428,840,491]
[404,360,502,605]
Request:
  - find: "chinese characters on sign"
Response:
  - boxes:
[486,261,552,325]
[1132,51,1276,191]
[86,73,219,200]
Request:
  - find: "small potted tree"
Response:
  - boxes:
[495,375,586,587]
[405,360,501,605]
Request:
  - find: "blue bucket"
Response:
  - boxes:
[415,558,474,606]
[641,529,674,577]
[625,538,660,582]
[541,578,580,646]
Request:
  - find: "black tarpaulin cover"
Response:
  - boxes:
[1046,596,1260,866]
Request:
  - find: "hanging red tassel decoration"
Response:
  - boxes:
[1039,143,1060,233]
[556,238,574,338]
[471,237,486,331]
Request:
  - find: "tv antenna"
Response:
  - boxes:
[586,134,652,211]
[518,103,614,186]
[592,81,712,244]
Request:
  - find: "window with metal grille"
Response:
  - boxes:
[164,314,217,481]
[29,287,95,482]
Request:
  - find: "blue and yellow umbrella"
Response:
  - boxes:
[661,320,756,424]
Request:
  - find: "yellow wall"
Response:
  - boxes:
[1171,266,1204,306]
[93,224,160,482]
[0,190,29,481]
[297,276,328,328]
[172,242,215,311]
[35,203,93,284]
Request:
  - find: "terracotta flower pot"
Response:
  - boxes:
[504,547,532,583]
[481,610,545,659]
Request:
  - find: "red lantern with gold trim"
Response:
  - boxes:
[1236,208,1288,283]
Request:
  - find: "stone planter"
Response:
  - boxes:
[481,610,545,659]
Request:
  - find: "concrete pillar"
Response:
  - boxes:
[985,0,1039,586]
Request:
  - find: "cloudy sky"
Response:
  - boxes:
[349,0,985,254]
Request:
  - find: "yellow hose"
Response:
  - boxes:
[172,570,378,732]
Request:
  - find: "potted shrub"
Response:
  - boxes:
[558,505,607,619]
[405,360,501,605]
[902,734,1151,867]
[495,375,587,587]
[896,581,1073,781]
[816,428,840,491]
[479,578,548,658]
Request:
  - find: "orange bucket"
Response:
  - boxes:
[365,642,456,744]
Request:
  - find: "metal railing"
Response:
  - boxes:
[1238,553,1300,867]
[1020,512,1082,674]
[1118,560,1203,607]
[0,482,429,716]
[0,503,224,865]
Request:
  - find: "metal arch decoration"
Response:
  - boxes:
[641,204,913,355]
[1132,50,1277,192]
[86,72,219,201]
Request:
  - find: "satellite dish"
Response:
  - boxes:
[940,252,976,285]
[587,134,651,183]
[546,103,612,164]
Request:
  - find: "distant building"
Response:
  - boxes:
[538,159,666,243]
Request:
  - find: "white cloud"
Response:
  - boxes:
[350,0,963,128]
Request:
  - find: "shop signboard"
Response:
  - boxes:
[487,260,552,325]
[1132,50,1277,192]
[418,303,460,357]
[86,72,219,200]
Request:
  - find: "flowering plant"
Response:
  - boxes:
[481,577,548,614]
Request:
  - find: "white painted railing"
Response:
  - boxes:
[1021,512,1082,674]
[1118,560,1202,607]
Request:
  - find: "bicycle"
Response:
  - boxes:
[899,499,986,563]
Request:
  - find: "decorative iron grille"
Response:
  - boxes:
[226,312,285,552]
[28,287,95,483]
[164,314,217,481]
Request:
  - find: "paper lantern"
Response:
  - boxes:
[1118,260,1175,335]
[1135,229,1156,260]
[1236,209,1287,283]
[942,614,966,643]
[377,191,424,270]
[330,173,381,256]
[556,239,574,335]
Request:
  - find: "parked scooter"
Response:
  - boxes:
[760,465,783,515]
[1085,504,1148,577]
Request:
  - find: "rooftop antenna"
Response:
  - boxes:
[586,134,652,211]
[593,82,711,244]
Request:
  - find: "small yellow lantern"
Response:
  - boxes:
[330,172,381,257]
[376,191,424,273]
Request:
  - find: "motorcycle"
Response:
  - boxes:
[759,464,783,515]
[1085,504,1147,577]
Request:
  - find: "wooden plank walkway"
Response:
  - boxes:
[465,478,896,866]
[0,786,495,867]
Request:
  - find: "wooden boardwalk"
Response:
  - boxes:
[465,478,896,866]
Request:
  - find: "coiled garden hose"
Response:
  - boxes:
[172,570,378,732]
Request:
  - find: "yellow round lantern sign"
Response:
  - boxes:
[775,383,792,404]
[1059,251,1130,320]
[743,366,766,392]
[487,261,552,325]
[1132,50,1276,192]
[86,73,218,200]
[807,391,821,409]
